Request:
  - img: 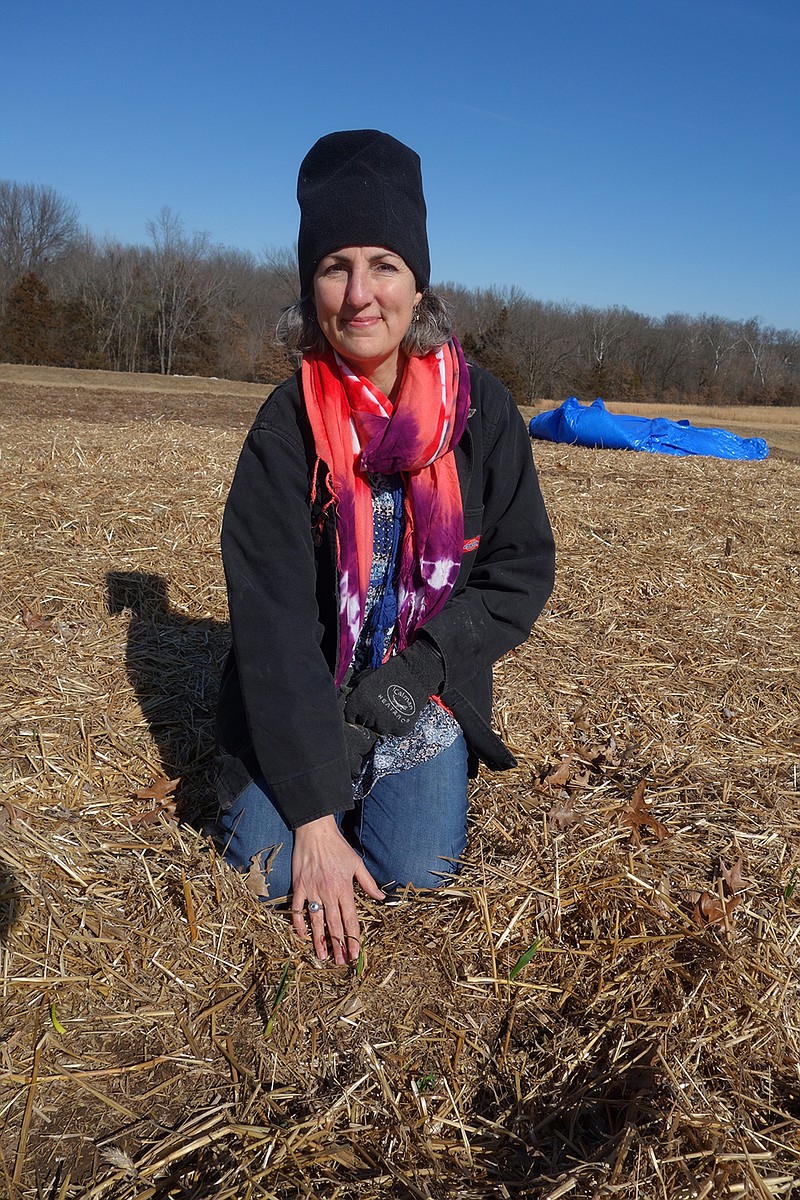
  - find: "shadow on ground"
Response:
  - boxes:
[106,571,230,829]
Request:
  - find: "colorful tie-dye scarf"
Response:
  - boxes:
[302,338,470,688]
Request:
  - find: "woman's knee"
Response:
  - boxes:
[382,845,463,891]
[214,778,293,899]
[357,737,468,890]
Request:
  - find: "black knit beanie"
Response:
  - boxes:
[297,129,430,299]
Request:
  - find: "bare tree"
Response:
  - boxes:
[0,181,80,287]
[67,238,152,371]
[261,244,300,306]
[569,305,629,398]
[506,298,576,401]
[208,247,297,380]
[740,318,777,391]
[685,314,743,398]
[146,207,219,374]
[1,176,796,401]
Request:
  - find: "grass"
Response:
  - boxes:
[0,365,798,1199]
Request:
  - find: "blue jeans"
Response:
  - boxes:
[215,734,469,900]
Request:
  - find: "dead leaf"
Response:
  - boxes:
[134,776,181,802]
[246,853,270,898]
[577,741,622,772]
[571,766,593,788]
[571,703,590,731]
[691,890,742,929]
[130,777,181,824]
[130,801,179,825]
[594,741,623,770]
[545,757,573,787]
[718,856,748,896]
[22,606,54,631]
[549,793,583,831]
[619,780,669,844]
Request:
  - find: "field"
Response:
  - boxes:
[1,364,799,1199]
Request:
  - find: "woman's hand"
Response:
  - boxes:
[343,640,445,737]
[291,816,384,964]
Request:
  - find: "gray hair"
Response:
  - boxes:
[275,289,454,358]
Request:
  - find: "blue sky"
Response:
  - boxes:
[3,0,798,332]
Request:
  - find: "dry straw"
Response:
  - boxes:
[1,370,799,1198]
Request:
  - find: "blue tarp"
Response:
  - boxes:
[528,397,769,460]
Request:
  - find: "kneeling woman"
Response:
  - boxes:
[214,130,555,964]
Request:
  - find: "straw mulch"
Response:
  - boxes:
[1,375,799,1199]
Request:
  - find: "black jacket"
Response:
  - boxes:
[214,364,555,829]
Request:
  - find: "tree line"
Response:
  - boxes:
[1,180,797,405]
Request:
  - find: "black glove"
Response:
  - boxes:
[343,640,445,738]
[343,721,377,779]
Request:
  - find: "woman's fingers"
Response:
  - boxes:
[290,891,309,941]
[290,817,380,963]
[306,899,329,960]
[320,898,347,964]
[291,893,358,965]
[316,883,363,965]
[354,858,385,901]
[291,892,336,961]
[341,912,363,961]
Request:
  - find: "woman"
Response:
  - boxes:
[214,130,555,964]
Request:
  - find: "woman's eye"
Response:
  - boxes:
[375,262,398,273]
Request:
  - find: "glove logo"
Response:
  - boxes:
[385,685,417,719]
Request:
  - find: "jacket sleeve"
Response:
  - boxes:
[419,372,555,691]
[220,395,353,830]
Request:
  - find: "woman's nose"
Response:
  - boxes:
[345,266,372,308]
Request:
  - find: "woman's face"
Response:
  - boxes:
[313,246,422,394]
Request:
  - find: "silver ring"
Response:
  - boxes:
[307,900,322,914]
